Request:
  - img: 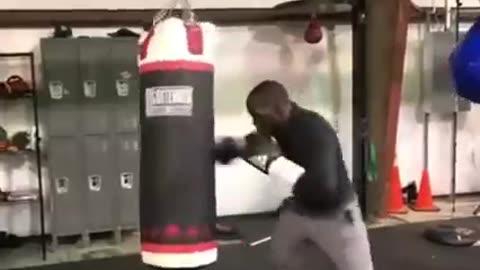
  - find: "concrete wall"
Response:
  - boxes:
[1,21,479,237]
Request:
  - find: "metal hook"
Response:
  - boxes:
[179,0,197,24]
[152,0,177,26]
[309,0,318,20]
[183,9,196,24]
[152,0,196,26]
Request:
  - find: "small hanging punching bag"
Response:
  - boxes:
[450,18,480,103]
[304,20,323,44]
[138,16,217,269]
[304,11,323,44]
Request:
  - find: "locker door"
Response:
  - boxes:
[40,38,81,136]
[110,38,140,133]
[78,38,112,135]
[115,133,140,229]
[84,135,115,232]
[423,32,471,113]
[48,138,86,236]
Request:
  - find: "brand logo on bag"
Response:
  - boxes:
[145,85,193,117]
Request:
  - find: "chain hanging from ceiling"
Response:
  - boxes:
[152,0,196,26]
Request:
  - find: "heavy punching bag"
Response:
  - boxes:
[450,18,480,103]
[138,16,217,269]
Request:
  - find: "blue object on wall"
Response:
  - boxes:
[450,18,480,103]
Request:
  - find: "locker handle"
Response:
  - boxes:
[120,172,134,189]
[55,177,69,194]
[88,175,102,192]
[133,140,139,152]
[48,81,64,100]
[116,79,129,97]
[83,80,97,98]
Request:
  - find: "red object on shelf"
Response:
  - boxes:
[7,75,29,91]
[0,142,9,152]
[5,75,32,97]
[0,82,11,97]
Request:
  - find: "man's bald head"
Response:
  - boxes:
[246,80,292,136]
[246,80,290,116]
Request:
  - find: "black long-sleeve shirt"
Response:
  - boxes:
[272,103,355,215]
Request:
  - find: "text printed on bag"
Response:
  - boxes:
[145,85,193,117]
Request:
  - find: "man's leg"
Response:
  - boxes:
[271,209,310,270]
[307,201,374,270]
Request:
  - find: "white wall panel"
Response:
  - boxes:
[412,0,479,8]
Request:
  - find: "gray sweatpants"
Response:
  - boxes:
[271,200,374,270]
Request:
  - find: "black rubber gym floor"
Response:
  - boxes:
[16,215,480,270]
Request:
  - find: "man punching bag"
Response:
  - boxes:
[138,16,217,268]
[450,18,480,103]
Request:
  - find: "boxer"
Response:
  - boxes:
[215,80,374,270]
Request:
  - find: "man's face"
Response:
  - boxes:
[250,112,275,137]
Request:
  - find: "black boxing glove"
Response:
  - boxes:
[241,133,282,173]
[214,137,245,164]
[215,132,281,167]
[244,133,277,157]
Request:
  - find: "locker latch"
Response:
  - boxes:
[133,140,139,152]
[55,177,69,194]
[120,173,133,189]
[48,81,64,100]
[88,175,102,192]
[83,80,97,98]
[116,79,129,97]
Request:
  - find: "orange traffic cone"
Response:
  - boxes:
[387,158,408,214]
[411,170,440,212]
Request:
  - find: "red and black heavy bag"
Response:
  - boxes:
[138,17,218,268]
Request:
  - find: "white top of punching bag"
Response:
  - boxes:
[138,17,216,67]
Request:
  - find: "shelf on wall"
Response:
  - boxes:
[0,148,36,156]
[0,190,39,204]
[0,53,33,57]
[0,91,35,100]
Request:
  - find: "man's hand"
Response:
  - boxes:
[244,132,277,157]
[243,132,281,172]
[214,137,245,164]
[214,132,279,168]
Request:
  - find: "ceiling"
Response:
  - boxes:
[1,0,477,12]
[0,0,350,10]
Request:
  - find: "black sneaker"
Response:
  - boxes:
[212,223,242,241]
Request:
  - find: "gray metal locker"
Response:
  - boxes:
[114,133,140,229]
[40,39,81,136]
[78,38,112,135]
[110,38,140,133]
[422,31,471,113]
[48,138,86,236]
[109,38,140,232]
[84,135,115,232]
